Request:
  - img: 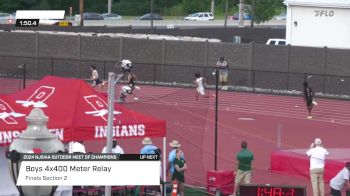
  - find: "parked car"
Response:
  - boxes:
[184,12,214,21]
[136,13,163,20]
[266,38,286,45]
[101,13,122,20]
[229,13,251,20]
[0,13,15,20]
[83,13,103,20]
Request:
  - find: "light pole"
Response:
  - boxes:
[150,0,154,34]
[238,0,244,27]
[79,0,84,26]
[224,0,229,28]
[108,0,112,14]
[211,0,215,14]
[214,68,219,170]
[7,108,65,196]
[251,0,256,28]
[18,64,26,89]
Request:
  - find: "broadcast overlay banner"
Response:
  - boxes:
[17,154,160,186]
[15,10,65,19]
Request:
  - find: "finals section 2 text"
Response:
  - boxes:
[17,154,160,186]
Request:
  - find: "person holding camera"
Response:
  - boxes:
[330,162,350,196]
[306,138,329,196]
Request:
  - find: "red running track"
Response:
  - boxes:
[3,79,350,195]
[90,85,350,195]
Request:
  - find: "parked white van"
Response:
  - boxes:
[266,38,286,45]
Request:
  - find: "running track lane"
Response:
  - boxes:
[118,85,350,195]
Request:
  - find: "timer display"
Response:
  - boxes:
[15,19,39,27]
[240,184,306,196]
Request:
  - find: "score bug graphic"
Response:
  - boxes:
[15,19,39,27]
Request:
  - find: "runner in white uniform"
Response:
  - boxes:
[194,73,208,101]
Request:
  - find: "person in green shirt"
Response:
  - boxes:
[172,149,187,196]
[233,141,254,196]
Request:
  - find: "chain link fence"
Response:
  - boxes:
[1,55,349,99]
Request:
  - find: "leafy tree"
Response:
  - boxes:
[182,0,211,14]
[245,0,283,23]
[112,0,149,16]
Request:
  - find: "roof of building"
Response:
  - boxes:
[284,0,350,8]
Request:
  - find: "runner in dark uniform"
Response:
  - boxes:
[127,70,137,90]
[303,81,315,119]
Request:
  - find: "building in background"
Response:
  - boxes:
[284,0,350,49]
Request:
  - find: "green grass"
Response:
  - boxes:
[184,186,210,196]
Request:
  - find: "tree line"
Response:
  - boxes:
[0,0,285,23]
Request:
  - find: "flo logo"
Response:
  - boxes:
[84,95,121,121]
[0,99,25,124]
[16,86,55,108]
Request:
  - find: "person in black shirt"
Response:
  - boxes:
[303,81,317,119]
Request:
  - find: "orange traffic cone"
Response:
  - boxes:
[172,181,178,196]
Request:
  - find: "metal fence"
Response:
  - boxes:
[1,56,350,99]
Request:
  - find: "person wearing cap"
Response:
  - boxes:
[166,140,185,177]
[216,57,229,90]
[140,137,158,154]
[101,140,124,154]
[306,138,329,196]
[330,162,350,196]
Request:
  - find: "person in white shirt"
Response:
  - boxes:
[101,140,124,154]
[216,57,229,90]
[306,138,329,196]
[90,65,101,87]
[193,73,208,101]
[330,162,350,196]
[69,141,86,153]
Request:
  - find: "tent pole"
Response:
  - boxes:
[105,72,116,196]
[105,73,124,196]
[163,137,166,196]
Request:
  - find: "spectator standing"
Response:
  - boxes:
[166,140,184,177]
[172,149,187,196]
[216,57,229,90]
[101,139,124,154]
[330,162,350,196]
[140,137,158,154]
[306,138,329,196]
[69,141,86,153]
[233,141,254,196]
